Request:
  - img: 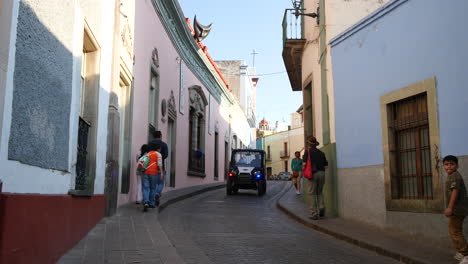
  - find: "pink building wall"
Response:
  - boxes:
[118,0,231,205]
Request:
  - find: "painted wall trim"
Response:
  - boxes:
[329,0,409,47]
[150,0,235,105]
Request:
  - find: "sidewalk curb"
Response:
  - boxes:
[158,183,226,213]
[276,190,426,264]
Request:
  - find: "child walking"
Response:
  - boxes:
[140,143,162,212]
[444,155,468,264]
[135,144,149,204]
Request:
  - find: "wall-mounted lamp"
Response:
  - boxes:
[293,7,320,25]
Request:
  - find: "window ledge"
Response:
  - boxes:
[187,170,206,177]
[68,189,94,197]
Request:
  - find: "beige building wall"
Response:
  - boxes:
[325,0,389,143]
[302,0,321,141]
[301,0,389,144]
[291,112,303,130]
[264,127,304,176]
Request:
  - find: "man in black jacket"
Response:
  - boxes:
[302,136,328,220]
[149,130,168,206]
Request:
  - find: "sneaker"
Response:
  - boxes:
[296,190,300,195]
[309,215,319,220]
[455,252,463,261]
[143,203,149,212]
[155,195,161,206]
[460,256,468,264]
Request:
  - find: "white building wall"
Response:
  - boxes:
[0,0,114,194]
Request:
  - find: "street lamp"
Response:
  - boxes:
[291,0,320,25]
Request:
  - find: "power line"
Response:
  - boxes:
[221,70,287,77]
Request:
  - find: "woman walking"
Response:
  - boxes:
[291,151,303,194]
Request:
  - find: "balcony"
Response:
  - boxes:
[266,154,272,161]
[282,8,306,91]
[280,150,290,158]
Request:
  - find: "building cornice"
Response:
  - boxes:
[150,0,235,105]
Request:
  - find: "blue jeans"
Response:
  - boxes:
[141,174,160,207]
[155,171,165,197]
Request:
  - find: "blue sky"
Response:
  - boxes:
[178,0,303,125]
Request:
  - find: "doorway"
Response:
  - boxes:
[166,118,176,187]
[214,132,219,180]
[224,141,229,180]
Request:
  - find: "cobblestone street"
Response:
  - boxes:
[159,181,399,264]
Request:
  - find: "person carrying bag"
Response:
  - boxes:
[302,149,313,180]
[302,136,328,220]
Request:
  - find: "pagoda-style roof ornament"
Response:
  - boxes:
[193,15,213,42]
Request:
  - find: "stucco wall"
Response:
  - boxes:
[325,0,389,42]
[338,165,388,228]
[331,0,468,247]
[0,0,114,194]
[331,0,468,168]
[9,0,74,170]
[338,158,468,248]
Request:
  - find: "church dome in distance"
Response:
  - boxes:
[259,117,270,130]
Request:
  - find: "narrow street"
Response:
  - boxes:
[159,181,399,264]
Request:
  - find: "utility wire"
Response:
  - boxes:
[218,70,287,77]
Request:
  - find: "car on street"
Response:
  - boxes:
[278,172,291,181]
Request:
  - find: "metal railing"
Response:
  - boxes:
[282,8,305,46]
[75,117,90,190]
[280,150,290,158]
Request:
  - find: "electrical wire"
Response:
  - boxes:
[216,70,287,77]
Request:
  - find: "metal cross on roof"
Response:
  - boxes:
[250,49,258,67]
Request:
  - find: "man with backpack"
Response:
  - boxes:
[137,142,162,212]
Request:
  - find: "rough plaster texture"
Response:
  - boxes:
[338,157,468,248]
[338,165,389,228]
[9,0,73,171]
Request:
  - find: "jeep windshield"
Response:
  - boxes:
[233,151,262,167]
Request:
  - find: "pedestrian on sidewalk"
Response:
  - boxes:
[140,142,163,212]
[443,155,468,264]
[291,151,303,195]
[135,144,149,204]
[149,131,168,206]
[302,136,328,220]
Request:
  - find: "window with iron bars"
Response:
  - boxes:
[390,92,433,200]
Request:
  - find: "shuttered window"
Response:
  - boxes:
[390,93,433,199]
